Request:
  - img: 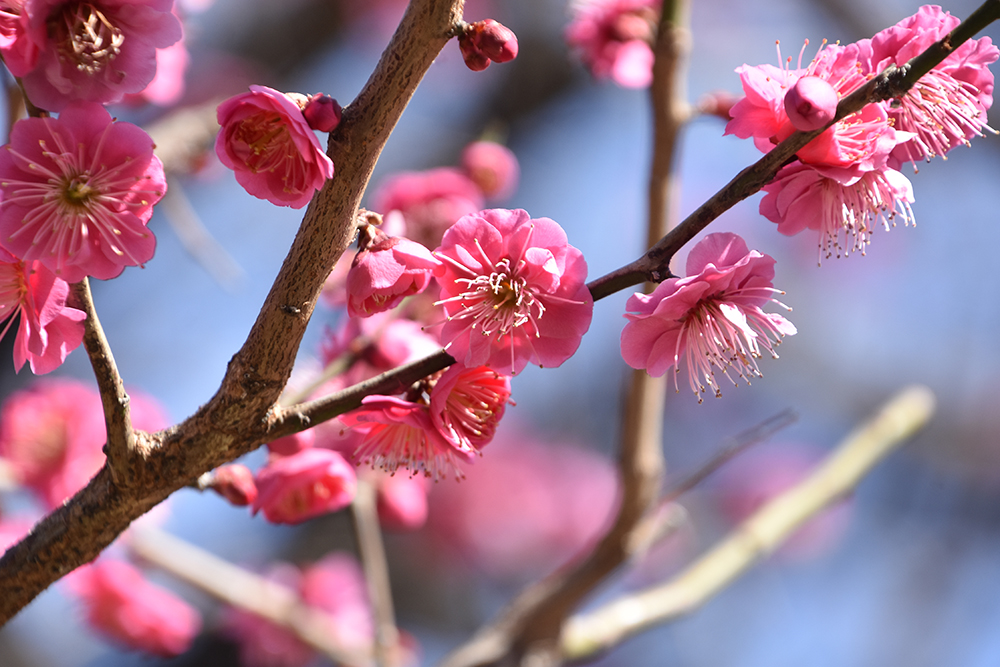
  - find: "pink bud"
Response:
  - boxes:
[267,429,316,457]
[303,94,342,132]
[459,35,492,71]
[471,19,518,63]
[784,75,839,132]
[209,464,258,507]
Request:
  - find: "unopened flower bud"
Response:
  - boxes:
[303,94,342,132]
[784,75,839,131]
[459,35,492,71]
[206,464,258,507]
[471,19,518,63]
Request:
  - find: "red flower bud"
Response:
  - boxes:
[303,93,342,132]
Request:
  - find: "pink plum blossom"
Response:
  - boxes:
[0,248,85,374]
[17,0,183,111]
[461,140,519,200]
[0,0,36,77]
[66,559,201,657]
[346,224,440,318]
[429,364,510,454]
[0,379,167,508]
[0,102,165,282]
[252,448,357,525]
[371,167,484,248]
[869,5,998,165]
[565,0,660,88]
[340,395,471,480]
[215,85,334,209]
[620,233,796,401]
[433,208,593,376]
[760,161,914,260]
[726,42,906,183]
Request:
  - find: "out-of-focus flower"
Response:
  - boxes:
[215,85,333,209]
[374,471,429,531]
[371,168,483,248]
[0,102,164,282]
[346,224,440,318]
[429,364,510,454]
[340,396,470,480]
[713,442,852,560]
[128,37,190,106]
[253,448,357,525]
[565,0,660,88]
[205,464,258,507]
[17,0,183,110]
[433,208,593,376]
[620,233,796,401]
[427,431,618,579]
[0,249,85,374]
[66,559,201,657]
[458,18,518,71]
[461,141,519,200]
[224,554,376,667]
[266,429,315,457]
[0,379,167,508]
[0,0,37,77]
[869,4,998,165]
[760,161,914,259]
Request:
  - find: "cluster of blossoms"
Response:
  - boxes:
[727,5,997,259]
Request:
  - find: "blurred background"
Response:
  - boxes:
[3,0,1000,665]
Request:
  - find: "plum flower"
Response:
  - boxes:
[869,5,999,166]
[0,248,85,374]
[565,0,660,88]
[461,140,519,200]
[433,208,593,376]
[346,223,440,318]
[620,233,796,402]
[253,448,357,525]
[340,396,472,480]
[371,167,484,248]
[0,101,164,282]
[429,364,511,454]
[17,0,183,111]
[760,161,914,260]
[215,85,334,209]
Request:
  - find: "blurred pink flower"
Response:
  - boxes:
[215,85,333,209]
[0,0,37,77]
[128,36,189,106]
[207,464,258,507]
[371,168,483,248]
[18,0,183,110]
[66,559,201,657]
[461,141,519,200]
[375,471,429,531]
[0,248,86,374]
[433,208,593,376]
[760,161,914,259]
[266,429,315,457]
[341,396,470,480]
[0,379,167,508]
[620,232,796,401]
[0,102,164,282]
[346,225,440,318]
[565,0,660,88]
[428,431,618,579]
[870,4,998,165]
[429,364,510,454]
[224,554,375,667]
[253,448,357,525]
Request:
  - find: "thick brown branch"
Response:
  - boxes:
[68,278,135,484]
[0,0,466,625]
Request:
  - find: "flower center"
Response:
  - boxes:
[62,175,97,207]
[52,2,124,75]
[450,258,545,337]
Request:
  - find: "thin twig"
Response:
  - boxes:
[561,385,936,660]
[67,279,135,485]
[128,526,371,667]
[351,481,399,667]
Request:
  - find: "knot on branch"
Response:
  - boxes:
[874,64,911,102]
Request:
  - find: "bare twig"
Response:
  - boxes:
[128,527,371,666]
[67,279,135,485]
[561,385,936,660]
[351,481,399,667]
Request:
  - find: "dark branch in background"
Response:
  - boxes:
[587,0,1000,301]
[0,0,467,625]
[67,279,135,485]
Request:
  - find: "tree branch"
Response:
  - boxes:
[561,385,936,660]
[0,0,467,625]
